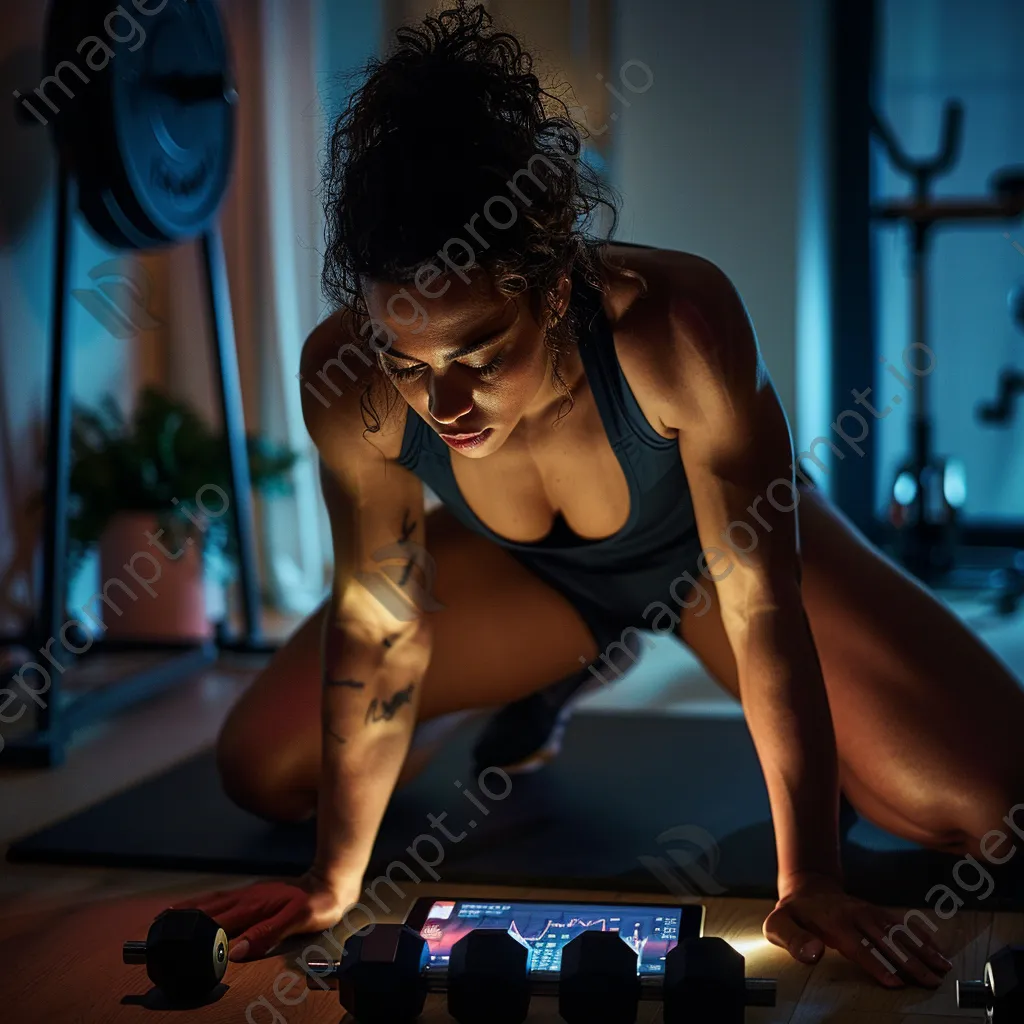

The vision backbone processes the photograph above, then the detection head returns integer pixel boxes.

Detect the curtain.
[167,0,333,617]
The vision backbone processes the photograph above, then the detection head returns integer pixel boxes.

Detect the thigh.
[414,505,601,718]
[218,504,600,810]
[679,486,1024,845]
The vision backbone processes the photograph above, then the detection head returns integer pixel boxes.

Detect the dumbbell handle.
[957,979,990,1009]
[745,977,777,1006]
[305,960,532,996]
[123,941,148,965]
[304,959,776,1006]
[306,959,338,988]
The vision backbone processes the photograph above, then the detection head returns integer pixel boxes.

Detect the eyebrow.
[385,315,514,365]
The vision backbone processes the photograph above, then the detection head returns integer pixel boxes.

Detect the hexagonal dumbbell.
[336,923,430,1023]
[123,908,228,1002]
[305,924,532,1024]
[664,936,777,1024]
[558,930,641,1024]
[448,928,531,1024]
[957,944,1024,1022]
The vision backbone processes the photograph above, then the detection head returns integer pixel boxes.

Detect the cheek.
[493,356,545,410]
[505,337,549,391]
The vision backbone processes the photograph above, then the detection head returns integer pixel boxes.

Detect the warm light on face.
[362,273,562,457]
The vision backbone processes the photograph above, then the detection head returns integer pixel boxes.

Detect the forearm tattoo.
[366,683,415,725]
[399,511,416,543]
[399,557,416,587]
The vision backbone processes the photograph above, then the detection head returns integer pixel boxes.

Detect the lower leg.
[216,503,605,823]
[397,710,487,788]
[216,605,326,823]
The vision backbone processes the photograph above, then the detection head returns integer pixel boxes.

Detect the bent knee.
[932,777,1024,859]
[959,786,1024,861]
[215,710,316,825]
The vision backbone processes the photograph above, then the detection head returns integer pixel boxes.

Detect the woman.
[184,1,1024,989]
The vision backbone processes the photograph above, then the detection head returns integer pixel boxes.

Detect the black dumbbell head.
[337,923,429,1024]
[665,936,745,1024]
[959,945,1024,1020]
[558,930,640,1024]
[143,909,228,1001]
[448,929,531,1024]
[988,945,1024,1010]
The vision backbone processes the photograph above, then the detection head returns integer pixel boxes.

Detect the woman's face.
[363,269,570,457]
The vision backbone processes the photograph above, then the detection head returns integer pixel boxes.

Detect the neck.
[519,342,586,433]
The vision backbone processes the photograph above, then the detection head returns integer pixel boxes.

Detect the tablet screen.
[415,898,688,975]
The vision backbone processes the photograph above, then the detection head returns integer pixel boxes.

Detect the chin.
[456,445,492,459]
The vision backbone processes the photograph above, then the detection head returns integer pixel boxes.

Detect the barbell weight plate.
[42,0,162,250]
[42,0,107,155]
[108,0,236,245]
[77,179,164,250]
[43,0,235,249]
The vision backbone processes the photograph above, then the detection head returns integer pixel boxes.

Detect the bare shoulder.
[299,309,409,469]
[598,244,758,432]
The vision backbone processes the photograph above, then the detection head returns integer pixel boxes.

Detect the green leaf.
[64,387,304,570]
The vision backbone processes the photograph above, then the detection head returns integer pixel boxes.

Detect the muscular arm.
[300,316,433,892]
[655,258,842,896]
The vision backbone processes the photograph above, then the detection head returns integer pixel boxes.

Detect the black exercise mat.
[8,712,1024,910]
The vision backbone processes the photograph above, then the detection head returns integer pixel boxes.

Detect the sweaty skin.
[200,242,1024,989]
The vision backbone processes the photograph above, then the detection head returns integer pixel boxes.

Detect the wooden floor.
[2,599,1023,1022]
[1,868,1019,1023]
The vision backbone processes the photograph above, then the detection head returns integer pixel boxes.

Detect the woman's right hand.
[170,868,363,961]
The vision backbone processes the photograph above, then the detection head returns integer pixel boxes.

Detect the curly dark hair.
[320,0,631,431]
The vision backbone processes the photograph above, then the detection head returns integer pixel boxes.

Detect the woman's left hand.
[762,873,953,988]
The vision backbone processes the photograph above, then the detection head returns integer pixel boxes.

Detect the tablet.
[405,897,706,976]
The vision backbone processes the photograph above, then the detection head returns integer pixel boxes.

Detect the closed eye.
[386,362,425,382]
[384,352,506,382]
[475,353,505,379]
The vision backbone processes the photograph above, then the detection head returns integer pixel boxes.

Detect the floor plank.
[2,851,1022,1021]
[1,846,1021,1024]
[789,907,991,1021]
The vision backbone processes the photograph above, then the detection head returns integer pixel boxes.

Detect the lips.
[438,427,493,451]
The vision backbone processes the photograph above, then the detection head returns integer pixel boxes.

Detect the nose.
[428,373,475,426]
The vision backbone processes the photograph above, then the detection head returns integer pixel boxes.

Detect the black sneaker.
[471,635,645,775]
[470,667,604,775]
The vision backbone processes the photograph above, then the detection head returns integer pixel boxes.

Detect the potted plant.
[66,386,300,640]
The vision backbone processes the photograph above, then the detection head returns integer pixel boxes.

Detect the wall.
[609,0,833,458]
[875,0,1024,520]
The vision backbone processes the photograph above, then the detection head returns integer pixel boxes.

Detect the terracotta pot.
[96,511,212,640]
